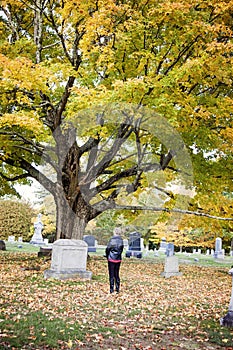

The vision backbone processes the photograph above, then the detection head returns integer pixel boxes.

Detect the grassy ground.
[1,248,233,349]
[4,242,40,253]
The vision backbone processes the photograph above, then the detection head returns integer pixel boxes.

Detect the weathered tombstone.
[154,249,159,257]
[166,243,174,257]
[83,235,96,252]
[206,249,210,255]
[161,255,182,278]
[18,237,23,243]
[123,239,128,249]
[125,232,142,258]
[158,237,167,253]
[30,213,44,245]
[141,238,145,250]
[0,240,6,251]
[144,248,149,257]
[44,239,92,280]
[214,237,224,259]
[8,236,15,243]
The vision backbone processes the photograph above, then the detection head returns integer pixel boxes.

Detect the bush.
[0,200,35,241]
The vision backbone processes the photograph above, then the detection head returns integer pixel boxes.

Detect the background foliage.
[0,200,35,241]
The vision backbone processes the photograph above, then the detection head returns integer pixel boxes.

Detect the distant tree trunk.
[34,0,43,64]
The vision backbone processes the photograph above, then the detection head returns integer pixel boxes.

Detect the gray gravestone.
[8,236,15,243]
[83,235,96,252]
[44,239,92,280]
[214,237,224,259]
[161,255,182,278]
[159,237,167,253]
[30,213,44,244]
[166,243,174,257]
[125,232,142,258]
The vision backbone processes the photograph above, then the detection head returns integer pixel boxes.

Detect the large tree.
[0,0,232,240]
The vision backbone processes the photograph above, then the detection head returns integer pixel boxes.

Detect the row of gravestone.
[1,233,225,280]
[1,233,227,260]
[43,238,181,280]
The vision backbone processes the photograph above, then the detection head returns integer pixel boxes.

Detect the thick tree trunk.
[54,184,92,240]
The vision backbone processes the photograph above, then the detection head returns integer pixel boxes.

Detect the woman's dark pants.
[108,261,121,293]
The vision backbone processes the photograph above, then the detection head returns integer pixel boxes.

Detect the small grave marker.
[161,255,182,278]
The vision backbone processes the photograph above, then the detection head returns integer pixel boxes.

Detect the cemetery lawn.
[1,252,233,350]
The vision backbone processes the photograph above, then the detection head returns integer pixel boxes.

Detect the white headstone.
[140,238,144,250]
[161,256,182,278]
[123,239,128,248]
[159,237,167,253]
[30,213,44,244]
[8,236,15,243]
[154,249,159,257]
[214,237,224,259]
[44,239,92,280]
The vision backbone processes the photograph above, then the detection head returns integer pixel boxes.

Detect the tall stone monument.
[30,213,44,244]
[214,237,224,259]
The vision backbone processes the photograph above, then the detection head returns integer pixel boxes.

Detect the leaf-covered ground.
[1,253,233,349]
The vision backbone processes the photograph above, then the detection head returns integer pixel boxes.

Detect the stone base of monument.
[44,239,92,280]
[30,240,44,245]
[220,311,233,327]
[161,256,183,278]
[44,269,92,280]
[125,250,142,258]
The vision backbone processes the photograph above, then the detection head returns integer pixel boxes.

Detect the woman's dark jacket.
[105,235,124,261]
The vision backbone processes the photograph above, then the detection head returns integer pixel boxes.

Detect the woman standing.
[105,227,124,293]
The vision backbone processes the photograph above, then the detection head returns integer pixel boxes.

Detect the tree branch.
[0,172,29,182]
[114,205,233,221]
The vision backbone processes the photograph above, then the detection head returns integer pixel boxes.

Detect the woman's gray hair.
[114,227,121,235]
